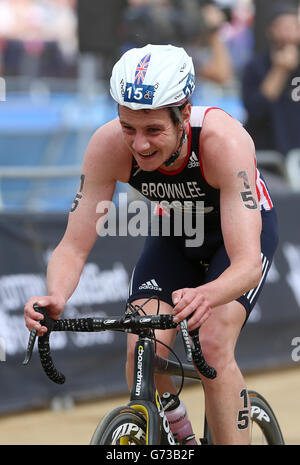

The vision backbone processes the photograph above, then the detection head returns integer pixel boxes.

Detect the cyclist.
[24,44,278,445]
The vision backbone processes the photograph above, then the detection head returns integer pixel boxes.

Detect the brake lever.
[23,303,47,365]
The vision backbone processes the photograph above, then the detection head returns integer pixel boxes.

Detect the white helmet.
[110,44,195,110]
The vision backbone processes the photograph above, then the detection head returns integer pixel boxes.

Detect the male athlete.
[24,45,278,444]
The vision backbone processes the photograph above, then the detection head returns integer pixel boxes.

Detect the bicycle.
[23,298,285,446]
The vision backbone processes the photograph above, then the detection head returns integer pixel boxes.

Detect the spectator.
[241,2,300,156]
[0,0,78,78]
[219,0,255,78]
[119,0,180,52]
[39,0,78,75]
[120,0,233,85]
[183,1,233,85]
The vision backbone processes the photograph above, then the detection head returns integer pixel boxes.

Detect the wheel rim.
[249,418,269,445]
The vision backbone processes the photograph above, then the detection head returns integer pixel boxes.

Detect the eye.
[121,124,135,133]
[147,127,161,134]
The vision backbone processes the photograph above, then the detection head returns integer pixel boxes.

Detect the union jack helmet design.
[110,44,195,110]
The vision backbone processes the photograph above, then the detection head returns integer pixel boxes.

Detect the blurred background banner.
[0,213,144,414]
[0,0,300,415]
[0,197,299,414]
[236,192,300,371]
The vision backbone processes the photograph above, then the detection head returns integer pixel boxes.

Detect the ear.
[182,103,192,131]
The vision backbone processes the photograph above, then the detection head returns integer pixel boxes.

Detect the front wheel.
[248,390,284,445]
[90,406,147,445]
[203,390,284,445]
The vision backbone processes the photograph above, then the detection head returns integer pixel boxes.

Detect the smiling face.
[118,104,191,171]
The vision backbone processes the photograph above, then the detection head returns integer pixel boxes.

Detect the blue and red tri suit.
[127,106,278,321]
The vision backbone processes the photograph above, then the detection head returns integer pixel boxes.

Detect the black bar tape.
[189,329,217,379]
[53,318,95,332]
[136,314,177,330]
[38,333,65,384]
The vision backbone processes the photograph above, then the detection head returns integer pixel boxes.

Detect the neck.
[162,125,190,172]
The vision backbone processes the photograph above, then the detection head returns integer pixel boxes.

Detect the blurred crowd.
[0,0,255,81]
[0,0,300,185]
[0,0,78,77]
[118,0,254,83]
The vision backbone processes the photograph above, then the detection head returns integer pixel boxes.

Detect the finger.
[31,326,47,337]
[185,306,204,329]
[198,309,211,326]
[25,296,55,320]
[25,317,46,334]
[188,309,211,331]
[188,314,203,331]
[34,297,50,308]
[25,307,47,332]
[173,292,203,318]
[172,289,185,306]
[173,291,195,313]
[186,313,201,331]
[188,320,200,332]
[24,305,45,321]
[173,302,197,323]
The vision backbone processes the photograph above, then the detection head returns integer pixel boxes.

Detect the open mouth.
[138,151,157,159]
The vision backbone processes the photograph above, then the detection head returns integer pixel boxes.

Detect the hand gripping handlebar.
[23,305,217,384]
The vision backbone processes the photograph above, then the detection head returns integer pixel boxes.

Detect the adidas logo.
[187,151,200,168]
[139,279,162,291]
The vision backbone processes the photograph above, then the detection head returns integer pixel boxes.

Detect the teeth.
[141,152,154,157]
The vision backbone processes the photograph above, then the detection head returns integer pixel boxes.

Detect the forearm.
[46,242,87,304]
[200,33,233,84]
[198,259,262,309]
[260,66,290,101]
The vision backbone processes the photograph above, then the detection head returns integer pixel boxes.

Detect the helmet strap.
[164,106,187,167]
[132,105,188,173]
[164,130,187,167]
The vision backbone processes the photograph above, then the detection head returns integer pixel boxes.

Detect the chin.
[138,162,158,172]
[135,153,163,171]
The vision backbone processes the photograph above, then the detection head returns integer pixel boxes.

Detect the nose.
[132,132,151,154]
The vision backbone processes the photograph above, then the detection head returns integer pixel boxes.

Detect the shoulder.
[87,118,128,157]
[190,105,211,127]
[200,109,255,188]
[201,107,247,140]
[83,118,132,183]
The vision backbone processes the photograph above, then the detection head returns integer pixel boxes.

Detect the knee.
[126,335,138,373]
[198,323,235,373]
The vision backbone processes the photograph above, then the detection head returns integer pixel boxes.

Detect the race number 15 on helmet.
[110,44,196,111]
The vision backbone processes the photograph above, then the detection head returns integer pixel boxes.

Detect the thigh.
[128,235,206,308]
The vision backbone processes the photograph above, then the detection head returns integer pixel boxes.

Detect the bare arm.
[260,45,300,100]
[198,32,233,84]
[173,111,262,329]
[199,113,262,300]
[24,119,129,333]
[198,5,233,85]
[46,137,116,304]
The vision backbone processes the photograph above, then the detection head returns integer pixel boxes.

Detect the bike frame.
[23,307,284,446]
[127,332,205,445]
[128,334,176,445]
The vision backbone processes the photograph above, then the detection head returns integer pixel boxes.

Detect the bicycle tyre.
[203,390,284,445]
[248,390,284,445]
[90,406,147,445]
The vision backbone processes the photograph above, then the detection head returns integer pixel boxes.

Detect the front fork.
[129,337,175,445]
